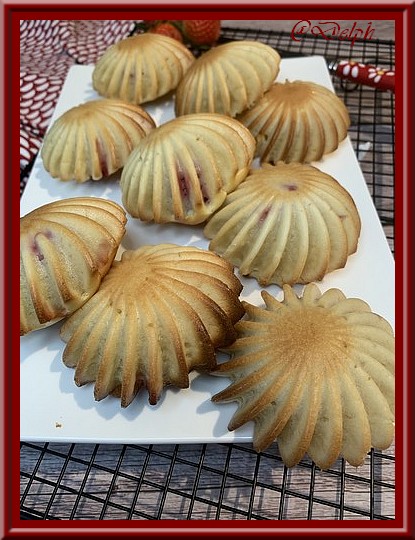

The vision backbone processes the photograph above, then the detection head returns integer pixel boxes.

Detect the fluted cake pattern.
[41,99,156,182]
[175,40,281,117]
[239,80,350,163]
[92,33,195,104]
[204,163,361,286]
[60,244,245,407]
[213,284,395,469]
[20,197,127,335]
[120,113,256,225]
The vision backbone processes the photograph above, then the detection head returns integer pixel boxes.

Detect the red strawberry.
[149,22,184,43]
[142,20,161,28]
[182,20,221,46]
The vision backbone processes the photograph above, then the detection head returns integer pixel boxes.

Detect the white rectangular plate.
[20,57,395,444]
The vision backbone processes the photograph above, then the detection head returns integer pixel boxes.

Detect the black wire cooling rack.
[20,26,395,521]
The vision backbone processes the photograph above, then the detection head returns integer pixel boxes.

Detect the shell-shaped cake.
[41,99,156,182]
[120,114,256,225]
[238,80,350,163]
[60,244,245,406]
[175,40,281,117]
[204,163,361,286]
[20,197,127,336]
[92,33,195,104]
[213,284,395,469]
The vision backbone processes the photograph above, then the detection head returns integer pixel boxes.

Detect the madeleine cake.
[60,244,245,406]
[41,99,156,182]
[238,80,350,163]
[120,113,255,225]
[204,162,361,286]
[212,284,395,469]
[92,33,195,104]
[175,40,281,117]
[20,197,127,335]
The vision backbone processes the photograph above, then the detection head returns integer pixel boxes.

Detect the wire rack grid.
[20,26,395,521]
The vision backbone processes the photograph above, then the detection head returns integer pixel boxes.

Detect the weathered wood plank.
[21,442,395,520]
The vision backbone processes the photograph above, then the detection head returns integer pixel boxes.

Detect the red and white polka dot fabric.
[63,20,136,64]
[20,19,138,193]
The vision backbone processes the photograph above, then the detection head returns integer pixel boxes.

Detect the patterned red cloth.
[20,19,138,193]
[63,20,137,64]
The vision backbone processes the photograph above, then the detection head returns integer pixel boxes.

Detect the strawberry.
[148,22,184,43]
[141,20,161,28]
[182,20,221,46]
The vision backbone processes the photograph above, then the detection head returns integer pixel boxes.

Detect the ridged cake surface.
[204,163,361,286]
[120,113,255,225]
[20,197,127,335]
[92,33,195,104]
[60,244,244,406]
[41,99,156,182]
[238,80,350,163]
[213,284,395,469]
[175,40,281,117]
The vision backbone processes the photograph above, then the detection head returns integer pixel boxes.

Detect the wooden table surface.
[20,20,395,522]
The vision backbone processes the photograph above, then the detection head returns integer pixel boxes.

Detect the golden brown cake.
[175,40,281,117]
[20,197,127,336]
[41,99,156,182]
[92,33,195,104]
[204,163,361,286]
[60,244,244,406]
[238,80,350,163]
[120,113,255,225]
[213,284,395,469]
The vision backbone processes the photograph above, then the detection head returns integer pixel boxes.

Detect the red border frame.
[4,0,413,537]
